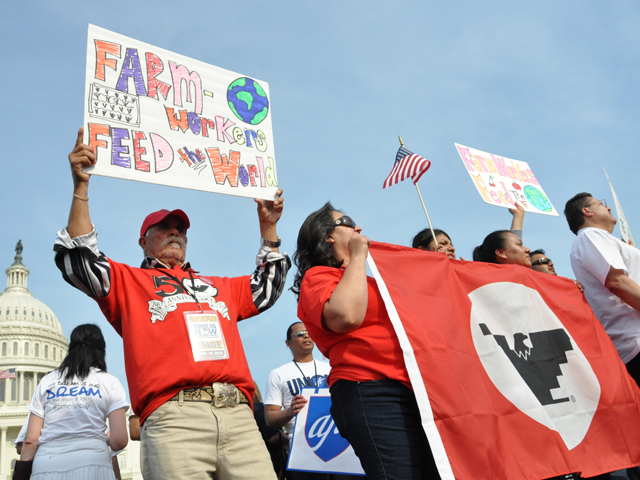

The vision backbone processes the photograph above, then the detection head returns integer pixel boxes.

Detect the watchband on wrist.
[260,237,282,248]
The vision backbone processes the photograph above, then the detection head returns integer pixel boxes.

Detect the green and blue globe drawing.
[227,77,269,125]
[524,185,553,212]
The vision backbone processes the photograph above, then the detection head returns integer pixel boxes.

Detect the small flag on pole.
[0,369,16,379]
[383,146,431,189]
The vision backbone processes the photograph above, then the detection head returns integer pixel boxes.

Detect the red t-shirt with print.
[297,266,410,388]
[96,259,258,424]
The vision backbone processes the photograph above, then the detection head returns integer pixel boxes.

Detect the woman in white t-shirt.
[14,324,128,480]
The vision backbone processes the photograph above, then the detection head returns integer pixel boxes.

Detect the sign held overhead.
[83,24,279,200]
[455,143,557,216]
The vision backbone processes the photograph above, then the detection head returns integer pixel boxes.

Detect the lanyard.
[158,269,203,312]
[293,360,318,388]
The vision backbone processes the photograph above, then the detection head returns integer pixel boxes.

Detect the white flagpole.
[399,135,438,247]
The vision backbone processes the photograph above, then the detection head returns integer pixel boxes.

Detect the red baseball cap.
[140,209,190,238]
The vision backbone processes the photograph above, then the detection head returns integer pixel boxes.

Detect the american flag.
[383,146,431,189]
[0,369,16,379]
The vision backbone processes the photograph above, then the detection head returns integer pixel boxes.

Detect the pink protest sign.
[455,143,557,216]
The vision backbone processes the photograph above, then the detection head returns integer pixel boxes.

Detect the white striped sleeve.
[53,227,112,298]
[250,245,291,313]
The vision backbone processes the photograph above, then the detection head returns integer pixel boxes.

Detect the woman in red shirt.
[292,202,440,480]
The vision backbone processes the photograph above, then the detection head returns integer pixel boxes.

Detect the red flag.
[382,146,431,189]
[368,241,640,480]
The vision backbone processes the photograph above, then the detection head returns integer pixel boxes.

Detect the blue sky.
[1,1,639,400]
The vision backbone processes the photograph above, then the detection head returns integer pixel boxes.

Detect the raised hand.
[509,201,525,231]
[255,188,284,226]
[69,127,96,188]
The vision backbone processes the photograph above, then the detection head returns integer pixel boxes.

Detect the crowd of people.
[286,197,640,480]
[10,129,640,480]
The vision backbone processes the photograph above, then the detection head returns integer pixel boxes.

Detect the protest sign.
[455,143,557,216]
[368,242,640,480]
[82,25,278,200]
[288,388,365,476]
[604,168,634,244]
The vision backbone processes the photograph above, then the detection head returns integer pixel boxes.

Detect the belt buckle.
[212,382,238,408]
[189,388,203,401]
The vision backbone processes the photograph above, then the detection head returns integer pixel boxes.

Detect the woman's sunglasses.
[334,216,356,229]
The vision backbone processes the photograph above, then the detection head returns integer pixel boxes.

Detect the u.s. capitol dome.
[0,241,69,478]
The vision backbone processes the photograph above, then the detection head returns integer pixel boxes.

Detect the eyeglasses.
[334,216,356,229]
[291,330,309,338]
[532,257,552,266]
[585,199,607,208]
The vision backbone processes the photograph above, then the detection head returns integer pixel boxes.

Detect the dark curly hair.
[472,230,511,263]
[59,324,107,382]
[412,228,450,250]
[292,202,344,300]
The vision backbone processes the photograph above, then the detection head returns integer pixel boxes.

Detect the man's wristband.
[260,238,281,248]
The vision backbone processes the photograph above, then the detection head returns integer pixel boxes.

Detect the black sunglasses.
[334,216,356,229]
[291,330,309,338]
[532,257,552,266]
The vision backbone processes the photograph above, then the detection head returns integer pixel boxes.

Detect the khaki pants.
[141,399,277,480]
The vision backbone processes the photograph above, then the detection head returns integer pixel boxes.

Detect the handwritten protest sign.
[82,25,278,200]
[455,144,557,216]
[288,388,365,476]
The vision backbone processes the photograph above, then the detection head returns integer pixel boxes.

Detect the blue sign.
[304,396,350,462]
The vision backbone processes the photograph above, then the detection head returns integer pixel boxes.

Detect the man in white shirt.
[264,322,330,480]
[565,192,640,387]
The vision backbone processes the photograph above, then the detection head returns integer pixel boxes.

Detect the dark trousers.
[286,471,362,480]
[626,352,640,388]
[330,379,440,480]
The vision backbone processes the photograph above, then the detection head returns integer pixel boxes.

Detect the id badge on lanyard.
[184,311,229,362]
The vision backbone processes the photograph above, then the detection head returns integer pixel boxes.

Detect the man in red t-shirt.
[54,128,291,480]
